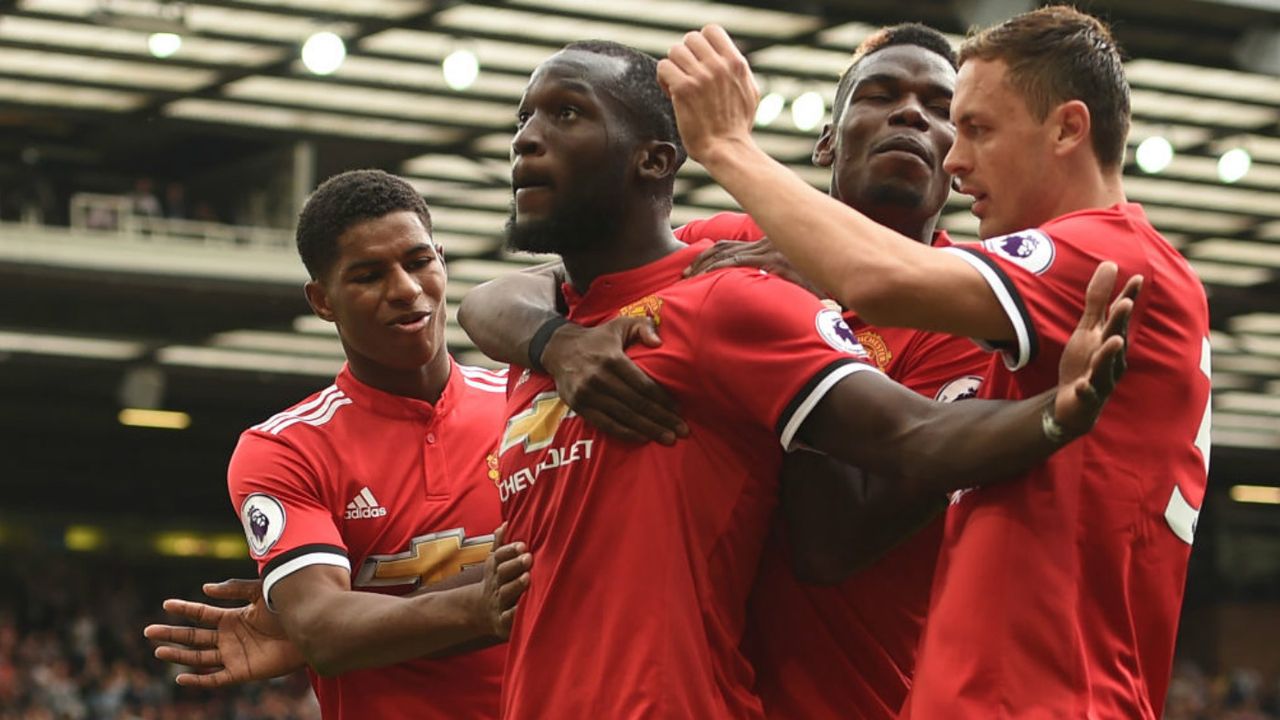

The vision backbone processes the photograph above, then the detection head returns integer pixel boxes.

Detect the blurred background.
[0,0,1277,718]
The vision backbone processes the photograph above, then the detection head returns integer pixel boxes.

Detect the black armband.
[528,316,570,374]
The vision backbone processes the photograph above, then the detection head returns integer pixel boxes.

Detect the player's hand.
[657,25,758,163]
[540,316,689,445]
[1053,261,1142,438]
[684,237,825,298]
[477,524,531,640]
[143,578,305,687]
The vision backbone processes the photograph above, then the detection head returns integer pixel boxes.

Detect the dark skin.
[461,50,1139,499]
[144,211,532,686]
[467,44,960,581]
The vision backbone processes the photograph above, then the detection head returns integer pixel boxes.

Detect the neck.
[857,203,940,245]
[1046,161,1127,220]
[561,203,684,293]
[346,346,452,403]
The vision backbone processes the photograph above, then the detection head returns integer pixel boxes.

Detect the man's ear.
[304,279,335,322]
[1050,99,1092,159]
[813,123,836,167]
[636,141,680,183]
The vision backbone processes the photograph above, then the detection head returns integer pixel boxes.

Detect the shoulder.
[246,384,354,440]
[454,363,509,395]
[674,211,764,243]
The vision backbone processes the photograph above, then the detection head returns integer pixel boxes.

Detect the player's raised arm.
[459,266,689,444]
[658,25,1011,339]
[799,262,1139,490]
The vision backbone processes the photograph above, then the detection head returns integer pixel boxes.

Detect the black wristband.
[528,316,570,374]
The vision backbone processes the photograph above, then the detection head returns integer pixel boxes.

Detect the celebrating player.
[660,7,1208,718]
[461,40,1135,718]
[145,170,530,720]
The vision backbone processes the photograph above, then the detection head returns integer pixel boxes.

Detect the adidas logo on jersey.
[345,487,388,520]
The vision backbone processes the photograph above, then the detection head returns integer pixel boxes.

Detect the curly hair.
[832,23,958,128]
[295,169,432,279]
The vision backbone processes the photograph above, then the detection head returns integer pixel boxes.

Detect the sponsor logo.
[815,309,869,357]
[934,375,984,403]
[501,391,574,454]
[353,528,494,589]
[981,229,1055,275]
[344,487,388,520]
[617,294,664,327]
[239,493,286,557]
[498,439,594,502]
[855,329,892,370]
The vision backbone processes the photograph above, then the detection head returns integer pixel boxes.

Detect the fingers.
[577,406,654,445]
[155,644,222,668]
[681,29,718,63]
[1078,261,1118,330]
[174,670,234,689]
[161,598,227,627]
[579,393,680,445]
[1085,335,1126,399]
[144,623,219,649]
[202,578,263,602]
[684,240,739,277]
[701,24,740,59]
[493,522,506,548]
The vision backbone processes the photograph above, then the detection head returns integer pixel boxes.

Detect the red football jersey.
[902,203,1211,719]
[679,212,989,719]
[497,240,880,719]
[228,361,507,720]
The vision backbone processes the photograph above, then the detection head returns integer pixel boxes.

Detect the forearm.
[802,380,1062,496]
[458,263,564,365]
[699,140,1009,338]
[701,141,927,317]
[286,584,486,676]
[783,451,945,584]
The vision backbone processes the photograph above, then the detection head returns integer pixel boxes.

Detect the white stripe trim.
[462,378,506,393]
[1164,485,1199,546]
[942,246,1033,372]
[258,389,343,435]
[263,552,350,612]
[254,385,340,433]
[457,364,508,379]
[779,363,882,451]
[360,487,378,506]
[269,397,352,435]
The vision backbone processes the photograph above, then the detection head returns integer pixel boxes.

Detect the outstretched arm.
[459,264,688,443]
[145,531,531,684]
[657,26,1011,339]
[798,263,1139,492]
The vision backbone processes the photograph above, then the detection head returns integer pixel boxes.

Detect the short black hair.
[831,23,958,128]
[562,40,688,173]
[295,169,432,279]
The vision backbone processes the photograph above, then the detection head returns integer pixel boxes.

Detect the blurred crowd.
[0,551,1276,719]
[1167,661,1280,720]
[0,553,317,720]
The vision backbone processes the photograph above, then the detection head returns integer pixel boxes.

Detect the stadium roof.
[0,0,1277,513]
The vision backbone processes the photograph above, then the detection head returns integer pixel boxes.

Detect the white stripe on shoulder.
[942,246,1033,371]
[269,396,353,435]
[258,390,345,435]
[779,363,882,451]
[457,364,508,380]
[462,378,506,393]
[252,385,340,433]
[263,552,350,612]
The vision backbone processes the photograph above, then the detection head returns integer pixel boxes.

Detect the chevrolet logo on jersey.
[501,390,574,454]
[353,528,494,589]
